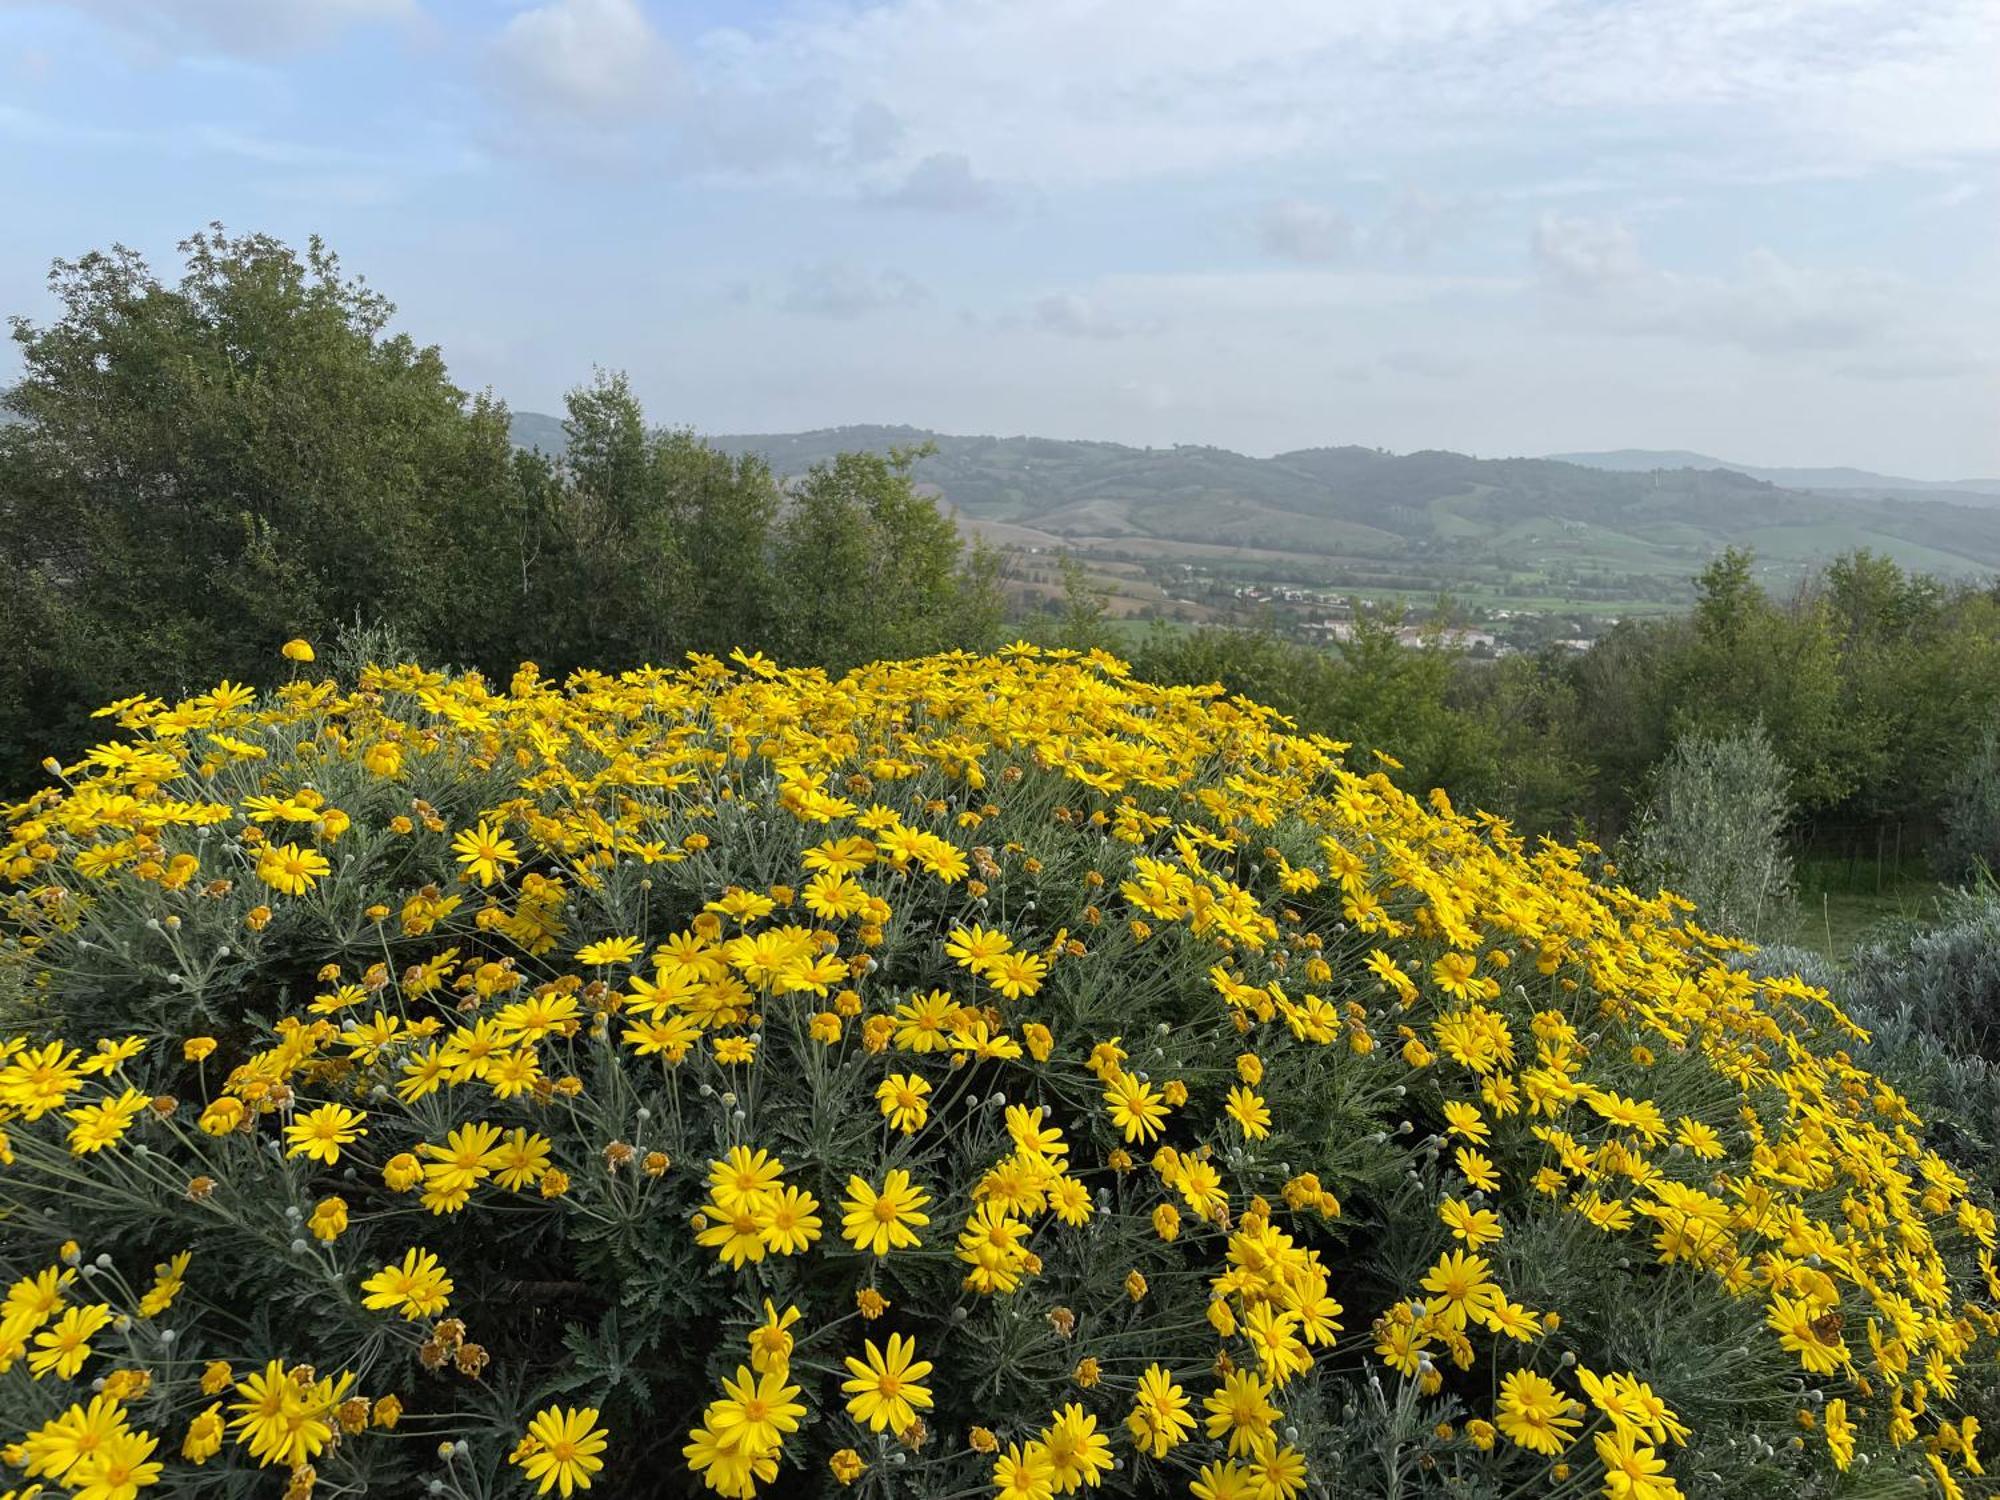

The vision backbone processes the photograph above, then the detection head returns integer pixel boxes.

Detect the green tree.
[1558,616,1688,831]
[0,226,523,765]
[1934,726,2000,884]
[1325,605,1499,795]
[1119,608,1510,807]
[548,371,693,667]
[771,446,1004,670]
[1672,550,1848,810]
[1818,551,2000,829]
[1046,552,1117,654]
[1451,650,1596,835]
[657,430,780,656]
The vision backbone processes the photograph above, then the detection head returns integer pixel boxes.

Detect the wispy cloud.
[0,100,435,176]
[864,152,1003,213]
[1104,269,1523,313]
[486,0,674,122]
[1259,199,1352,264]
[12,0,413,59]
[1531,212,1981,368]
[1379,348,1470,380]
[712,0,2000,190]
[1030,293,1153,340]
[1,0,1993,473]
[781,263,929,319]
[1531,214,1646,296]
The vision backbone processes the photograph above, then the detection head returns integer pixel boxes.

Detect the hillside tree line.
[1097,549,2000,882]
[5,227,2000,894]
[0,228,1003,771]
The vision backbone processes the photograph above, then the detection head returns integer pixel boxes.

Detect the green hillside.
[509,416,2000,604]
[1551,448,2000,503]
[704,426,2000,589]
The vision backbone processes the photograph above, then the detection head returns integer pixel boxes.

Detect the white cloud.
[0,100,438,179]
[865,151,1002,212]
[458,1,1997,203]
[1375,185,1457,259]
[1531,212,1977,365]
[1259,199,1352,263]
[1379,348,1470,379]
[845,101,904,163]
[1531,213,1647,295]
[781,263,928,319]
[1031,293,1151,340]
[1838,351,1989,383]
[14,0,1990,472]
[488,0,673,120]
[13,0,412,58]
[1104,268,1521,314]
[722,0,2000,190]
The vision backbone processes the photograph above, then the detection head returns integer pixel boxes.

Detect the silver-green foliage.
[1626,724,1796,938]
[1841,883,2000,1162]
[1935,722,2000,884]
[1847,884,2000,1062]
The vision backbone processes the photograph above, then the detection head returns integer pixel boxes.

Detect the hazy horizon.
[3,0,1997,478]
[516,412,1999,486]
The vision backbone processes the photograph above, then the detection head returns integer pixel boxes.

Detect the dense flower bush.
[1,644,1995,1500]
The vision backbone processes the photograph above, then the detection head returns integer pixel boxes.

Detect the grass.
[1101,617,1205,643]
[1767,886,1943,965]
[1762,852,1949,964]
[1347,583,1685,617]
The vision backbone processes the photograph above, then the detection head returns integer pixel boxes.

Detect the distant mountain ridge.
[507,410,567,453]
[1549,449,2000,503]
[509,414,2000,500]
[507,414,2000,585]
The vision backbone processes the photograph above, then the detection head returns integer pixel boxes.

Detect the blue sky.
[2,0,1996,475]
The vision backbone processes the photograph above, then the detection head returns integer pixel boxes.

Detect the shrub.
[0,647,1993,1500]
[1623,725,1796,939]
[1934,726,2000,886]
[1831,887,2000,1180]
[1847,884,2000,1064]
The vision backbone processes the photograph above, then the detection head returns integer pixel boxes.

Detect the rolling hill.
[1549,449,2000,506]
[510,414,2000,597]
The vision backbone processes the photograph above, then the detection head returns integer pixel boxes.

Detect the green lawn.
[1100,617,1204,644]
[1763,857,1949,964]
[1340,583,1686,616]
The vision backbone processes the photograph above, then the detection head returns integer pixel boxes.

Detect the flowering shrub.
[1,643,1995,1500]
